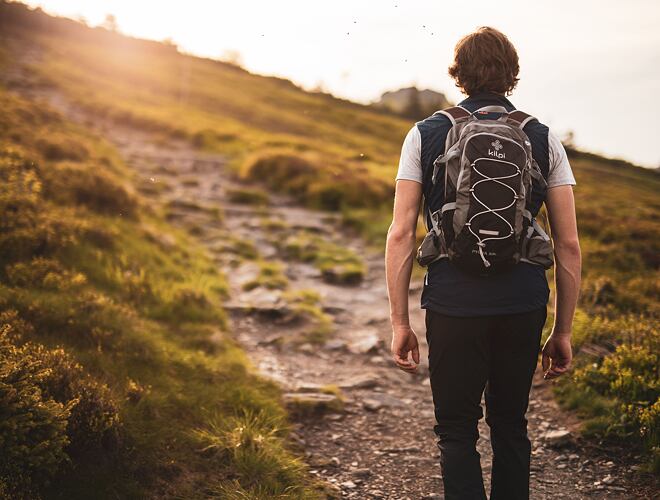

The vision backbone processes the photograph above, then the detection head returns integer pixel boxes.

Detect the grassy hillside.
[0,57,323,500]
[0,0,658,488]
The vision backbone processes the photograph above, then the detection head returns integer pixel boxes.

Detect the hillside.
[0,1,658,498]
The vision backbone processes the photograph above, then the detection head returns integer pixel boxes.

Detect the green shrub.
[42,161,138,218]
[568,341,659,463]
[0,324,72,494]
[240,151,392,211]
[0,312,121,493]
[31,345,120,456]
[5,257,87,290]
[35,133,89,162]
[1,287,130,349]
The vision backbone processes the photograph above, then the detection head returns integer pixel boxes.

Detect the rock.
[341,480,357,489]
[289,432,305,446]
[349,334,385,354]
[330,456,341,467]
[282,392,343,416]
[557,463,567,470]
[324,338,348,351]
[363,398,384,412]
[352,468,371,478]
[542,429,571,446]
[297,343,314,353]
[601,475,615,485]
[338,373,381,389]
[568,453,580,461]
[294,382,325,392]
[422,495,441,500]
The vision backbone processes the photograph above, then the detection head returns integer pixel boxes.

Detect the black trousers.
[425,307,547,500]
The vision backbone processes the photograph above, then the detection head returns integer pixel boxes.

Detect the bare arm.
[542,184,582,379]
[385,180,423,373]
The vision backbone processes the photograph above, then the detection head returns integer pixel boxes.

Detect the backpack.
[416,105,554,275]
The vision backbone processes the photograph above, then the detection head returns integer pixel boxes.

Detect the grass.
[0,86,323,498]
[242,261,289,291]
[275,229,366,285]
[281,289,335,344]
[226,186,270,206]
[1,0,659,478]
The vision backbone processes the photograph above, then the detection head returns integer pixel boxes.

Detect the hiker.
[385,27,581,500]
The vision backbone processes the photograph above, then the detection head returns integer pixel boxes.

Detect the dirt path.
[10,76,655,499]
[100,125,649,500]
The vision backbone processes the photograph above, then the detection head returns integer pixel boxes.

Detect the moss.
[226,186,270,206]
[277,230,366,285]
[242,261,288,291]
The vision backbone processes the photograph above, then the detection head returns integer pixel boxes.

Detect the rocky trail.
[12,79,656,499]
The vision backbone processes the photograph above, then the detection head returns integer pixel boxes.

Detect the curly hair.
[448,27,520,96]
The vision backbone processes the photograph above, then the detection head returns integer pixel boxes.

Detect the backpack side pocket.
[521,219,554,269]
[416,210,448,267]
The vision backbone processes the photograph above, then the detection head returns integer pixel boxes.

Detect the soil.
[5,62,658,499]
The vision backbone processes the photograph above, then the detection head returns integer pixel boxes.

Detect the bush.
[0,312,121,494]
[35,133,89,161]
[42,161,138,218]
[31,345,120,456]
[0,324,72,494]
[5,258,87,290]
[571,342,659,458]
[240,151,392,211]
[1,287,130,349]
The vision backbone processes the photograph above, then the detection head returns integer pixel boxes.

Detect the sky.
[23,0,660,167]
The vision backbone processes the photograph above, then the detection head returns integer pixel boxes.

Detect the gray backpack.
[416,105,554,275]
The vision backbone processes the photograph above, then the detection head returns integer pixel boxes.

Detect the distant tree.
[101,14,118,32]
[221,49,244,68]
[312,80,327,93]
[562,130,576,148]
[403,87,424,120]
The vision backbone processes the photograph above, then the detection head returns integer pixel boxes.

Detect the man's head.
[448,27,519,96]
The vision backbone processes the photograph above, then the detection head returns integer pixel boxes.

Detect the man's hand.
[391,325,420,374]
[541,333,572,380]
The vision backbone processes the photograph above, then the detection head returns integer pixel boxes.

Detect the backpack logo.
[488,139,506,159]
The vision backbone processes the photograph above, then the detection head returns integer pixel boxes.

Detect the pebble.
[330,456,341,467]
[601,474,615,485]
[363,398,384,411]
[352,468,371,478]
[542,429,571,446]
[341,480,357,489]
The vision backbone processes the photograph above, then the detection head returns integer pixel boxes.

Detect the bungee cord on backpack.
[466,158,522,268]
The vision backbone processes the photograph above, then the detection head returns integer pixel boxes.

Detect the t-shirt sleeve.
[395,125,422,184]
[546,129,576,188]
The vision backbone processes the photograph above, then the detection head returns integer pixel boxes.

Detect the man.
[385,27,581,499]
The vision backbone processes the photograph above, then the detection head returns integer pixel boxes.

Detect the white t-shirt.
[396,125,576,188]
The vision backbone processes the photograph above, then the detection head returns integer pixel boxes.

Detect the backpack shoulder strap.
[506,110,537,129]
[435,106,471,125]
